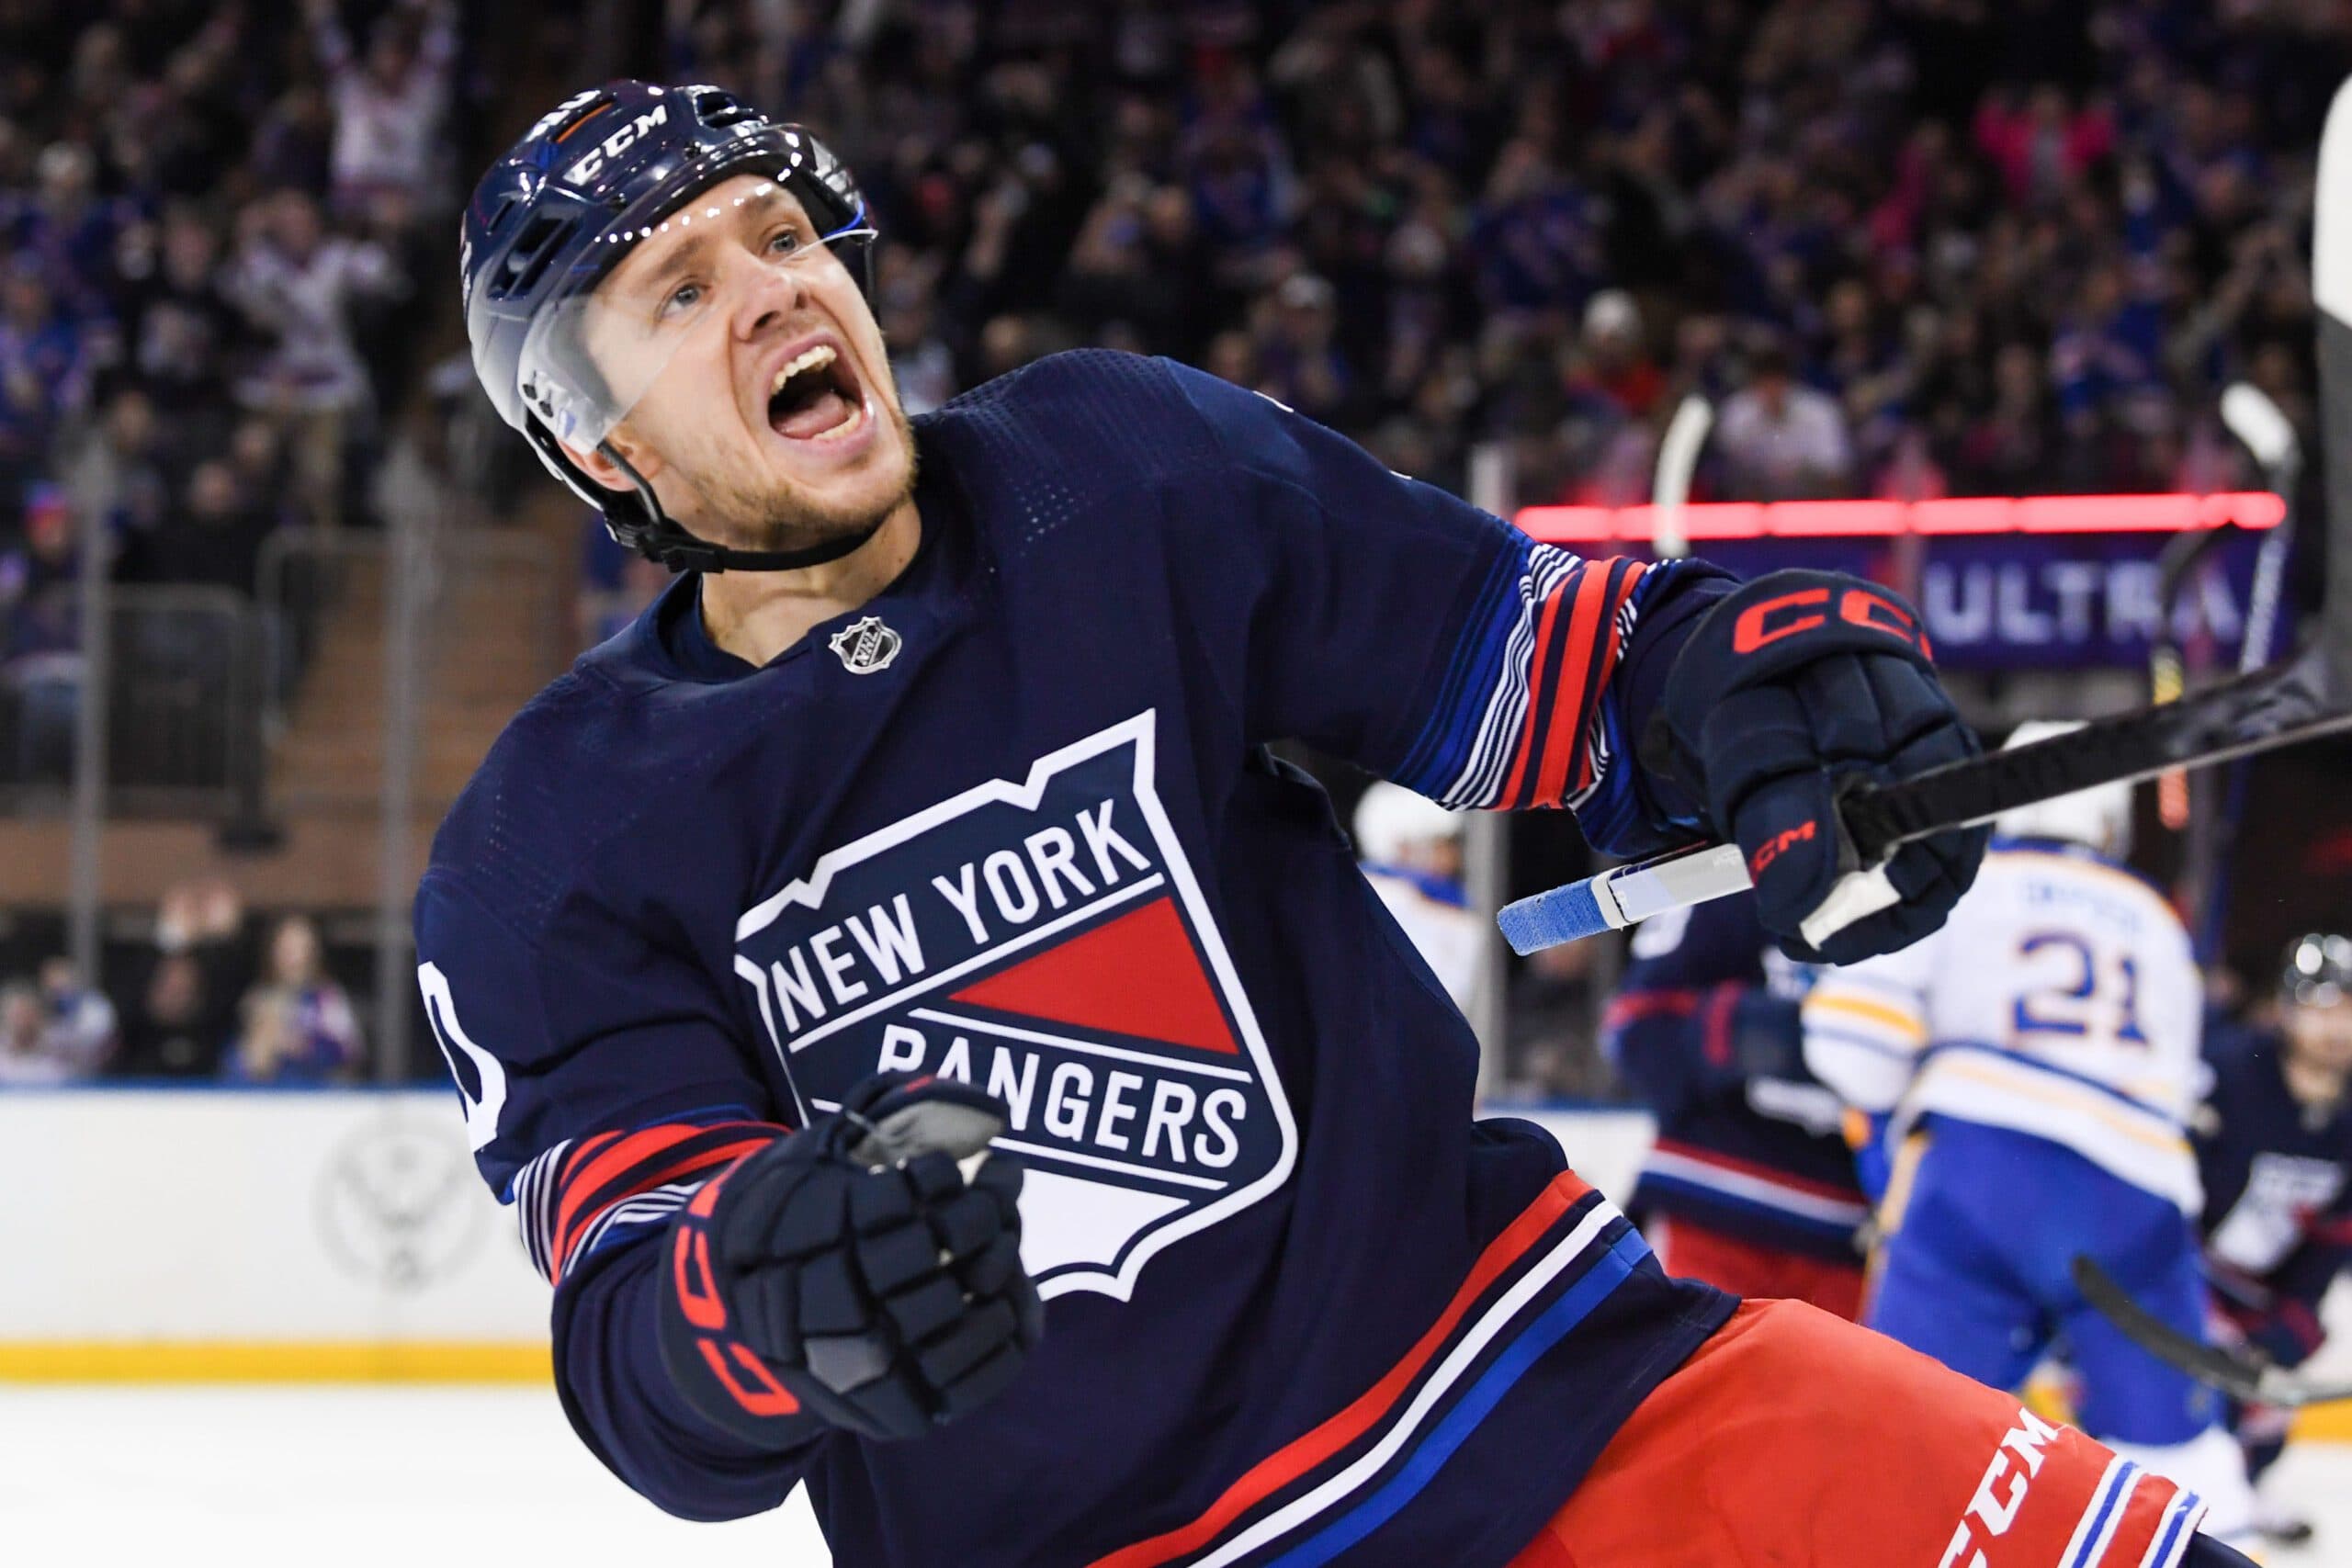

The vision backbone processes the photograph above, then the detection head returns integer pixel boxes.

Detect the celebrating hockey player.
[1804,722,2256,1548]
[2194,931,2352,1545]
[421,85,2248,1565]
[1602,892,1870,1318]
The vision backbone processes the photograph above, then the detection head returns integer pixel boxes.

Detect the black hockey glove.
[657,1073,1042,1444]
[1656,570,1987,964]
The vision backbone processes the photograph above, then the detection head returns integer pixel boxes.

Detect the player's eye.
[657,280,702,319]
[766,227,802,258]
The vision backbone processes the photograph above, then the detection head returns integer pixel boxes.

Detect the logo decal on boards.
[827,615,902,674]
[732,711,1297,1301]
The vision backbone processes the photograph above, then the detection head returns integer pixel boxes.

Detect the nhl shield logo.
[732,711,1298,1301]
[827,615,901,674]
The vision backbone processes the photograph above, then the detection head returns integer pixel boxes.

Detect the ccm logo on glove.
[656,1073,1043,1445]
[1747,819,1816,878]
[1730,584,1930,658]
[1660,570,1987,964]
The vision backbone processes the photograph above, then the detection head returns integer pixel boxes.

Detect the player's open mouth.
[766,342,868,445]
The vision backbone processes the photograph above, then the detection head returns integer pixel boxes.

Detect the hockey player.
[1350,781,1479,1010]
[423,85,2247,1565]
[2194,932,2352,1544]
[1603,893,1870,1318]
[1803,722,2256,1546]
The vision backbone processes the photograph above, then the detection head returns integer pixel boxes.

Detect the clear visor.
[517,176,875,454]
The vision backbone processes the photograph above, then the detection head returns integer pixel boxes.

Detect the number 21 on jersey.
[2009,931,2150,1047]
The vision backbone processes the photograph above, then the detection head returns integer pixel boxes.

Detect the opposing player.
[1350,781,1479,1010]
[422,85,2245,1564]
[1602,893,1870,1318]
[2194,932,2352,1545]
[1803,723,2255,1546]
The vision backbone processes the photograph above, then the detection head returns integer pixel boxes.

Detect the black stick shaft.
[1840,645,2348,864]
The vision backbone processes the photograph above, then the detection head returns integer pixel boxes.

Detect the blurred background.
[5,5,2352,1545]
[6,0,2348,1098]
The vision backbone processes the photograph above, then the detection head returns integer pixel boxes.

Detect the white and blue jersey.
[1802,837,2204,1213]
[1804,836,2222,1451]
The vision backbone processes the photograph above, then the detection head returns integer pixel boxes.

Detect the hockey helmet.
[1352,782,1464,865]
[461,81,876,570]
[1992,720,2133,858]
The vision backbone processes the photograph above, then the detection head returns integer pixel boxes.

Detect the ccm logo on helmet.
[563,103,671,187]
[1730,585,1931,658]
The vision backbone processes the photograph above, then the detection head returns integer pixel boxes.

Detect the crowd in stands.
[0,878,365,1084]
[0,0,466,788]
[637,0,2339,509]
[11,0,2352,1096]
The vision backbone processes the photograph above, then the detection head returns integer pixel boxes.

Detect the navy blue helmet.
[460,82,876,570]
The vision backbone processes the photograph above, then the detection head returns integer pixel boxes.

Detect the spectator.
[0,981,63,1085]
[31,953,114,1076]
[310,0,458,228]
[112,204,245,449]
[0,483,81,782]
[222,913,361,1085]
[222,188,401,529]
[1713,343,1859,500]
[0,956,115,1085]
[117,949,227,1078]
[119,458,276,595]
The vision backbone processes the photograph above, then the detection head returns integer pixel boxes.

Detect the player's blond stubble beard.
[648,395,921,558]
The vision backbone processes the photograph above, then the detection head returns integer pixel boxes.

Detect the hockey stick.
[2148,496,2238,832]
[2070,1255,2352,1409]
[1496,80,2352,957]
[1651,395,1712,561]
[2191,384,2303,959]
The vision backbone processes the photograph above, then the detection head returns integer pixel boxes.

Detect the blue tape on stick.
[1497,879,1610,954]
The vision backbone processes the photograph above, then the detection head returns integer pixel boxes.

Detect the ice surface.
[2,1384,2347,1565]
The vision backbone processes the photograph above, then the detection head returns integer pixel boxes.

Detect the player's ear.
[560,430,662,494]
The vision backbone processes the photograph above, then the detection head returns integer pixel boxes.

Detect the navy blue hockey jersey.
[414,351,1736,1567]
[1602,896,1867,1262]
[2195,1030,2352,1368]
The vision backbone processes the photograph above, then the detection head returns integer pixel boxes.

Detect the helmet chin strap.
[600,442,891,573]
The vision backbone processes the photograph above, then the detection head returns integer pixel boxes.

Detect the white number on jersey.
[417,961,508,1154]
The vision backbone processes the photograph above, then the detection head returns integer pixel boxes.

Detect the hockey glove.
[657,1073,1043,1444]
[1656,570,1987,964]
[1690,987,1806,1089]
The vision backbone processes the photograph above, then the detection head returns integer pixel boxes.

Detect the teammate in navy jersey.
[1603,894,1868,1319]
[422,82,2252,1566]
[2194,934,2352,1544]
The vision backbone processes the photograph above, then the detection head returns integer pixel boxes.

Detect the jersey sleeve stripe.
[1496,561,1582,807]
[1561,561,1636,808]
[2061,1459,2141,1568]
[1560,561,1645,804]
[555,1126,702,1245]
[520,1121,786,1285]
[1525,563,1619,807]
[551,1134,776,1281]
[1802,1023,1919,1063]
[2127,1486,2204,1568]
[1396,541,1669,815]
[1802,990,1927,1039]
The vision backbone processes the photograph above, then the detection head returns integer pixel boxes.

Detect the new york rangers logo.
[732,712,1297,1300]
[827,615,901,674]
